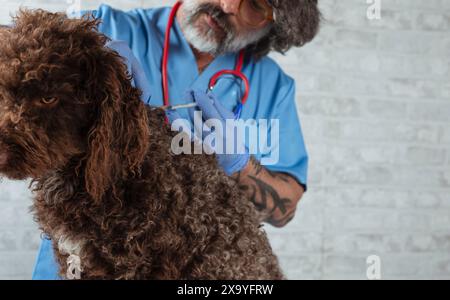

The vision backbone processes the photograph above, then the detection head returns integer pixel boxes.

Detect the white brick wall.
[0,0,449,280]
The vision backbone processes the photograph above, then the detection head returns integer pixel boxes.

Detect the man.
[32,0,320,279]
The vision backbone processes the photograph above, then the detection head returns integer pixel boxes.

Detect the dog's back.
[32,107,284,280]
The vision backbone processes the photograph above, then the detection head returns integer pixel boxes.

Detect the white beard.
[180,0,271,56]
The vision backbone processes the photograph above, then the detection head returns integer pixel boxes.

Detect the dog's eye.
[40,97,59,105]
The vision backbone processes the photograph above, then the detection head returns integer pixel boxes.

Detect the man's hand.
[233,156,305,227]
[166,90,250,176]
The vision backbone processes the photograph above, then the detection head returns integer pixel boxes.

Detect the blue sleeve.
[32,237,60,280]
[68,4,150,51]
[262,79,309,191]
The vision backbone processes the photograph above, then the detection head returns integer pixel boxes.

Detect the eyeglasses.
[238,0,274,28]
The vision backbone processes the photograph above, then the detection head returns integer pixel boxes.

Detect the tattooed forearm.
[233,156,304,227]
[252,157,264,176]
[267,169,291,183]
[267,210,296,228]
[247,175,291,215]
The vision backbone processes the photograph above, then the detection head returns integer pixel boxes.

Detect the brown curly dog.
[0,9,284,280]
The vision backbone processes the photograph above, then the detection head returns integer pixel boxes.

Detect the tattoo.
[237,182,264,212]
[248,175,291,216]
[234,156,302,227]
[251,156,291,183]
[250,156,264,176]
[268,170,291,183]
[267,210,296,227]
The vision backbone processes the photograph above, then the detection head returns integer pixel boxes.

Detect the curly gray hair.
[247,0,321,59]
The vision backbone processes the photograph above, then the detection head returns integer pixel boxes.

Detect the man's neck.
[176,6,215,74]
[192,48,215,74]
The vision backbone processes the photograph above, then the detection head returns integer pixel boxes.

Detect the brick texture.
[0,0,449,280]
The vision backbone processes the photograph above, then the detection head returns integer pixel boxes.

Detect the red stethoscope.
[162,1,250,118]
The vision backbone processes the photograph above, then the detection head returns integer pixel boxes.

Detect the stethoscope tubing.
[162,1,250,119]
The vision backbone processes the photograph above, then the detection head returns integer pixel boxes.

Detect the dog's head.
[0,9,150,201]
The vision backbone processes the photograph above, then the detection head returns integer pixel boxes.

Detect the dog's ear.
[83,50,150,203]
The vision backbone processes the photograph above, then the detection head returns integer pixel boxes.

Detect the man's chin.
[184,28,221,55]
[195,27,222,46]
[190,17,223,40]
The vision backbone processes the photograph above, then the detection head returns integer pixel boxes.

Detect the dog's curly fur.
[0,9,283,280]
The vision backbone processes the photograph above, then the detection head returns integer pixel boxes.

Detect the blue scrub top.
[32,4,309,280]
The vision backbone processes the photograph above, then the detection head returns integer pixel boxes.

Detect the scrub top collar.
[162,7,239,106]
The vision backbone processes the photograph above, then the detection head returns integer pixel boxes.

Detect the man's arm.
[233,156,305,228]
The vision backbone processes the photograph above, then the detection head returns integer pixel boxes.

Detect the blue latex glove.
[166,90,250,176]
[105,40,152,104]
